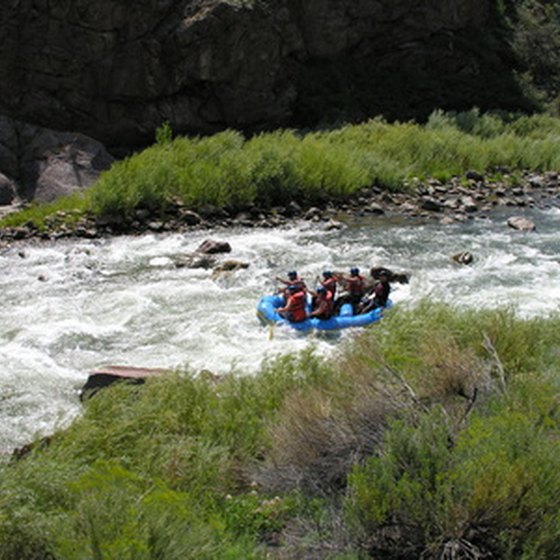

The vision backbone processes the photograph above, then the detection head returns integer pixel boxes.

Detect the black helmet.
[322,270,332,277]
[350,267,359,275]
[288,270,297,279]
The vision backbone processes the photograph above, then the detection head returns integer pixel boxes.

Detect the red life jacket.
[288,291,307,322]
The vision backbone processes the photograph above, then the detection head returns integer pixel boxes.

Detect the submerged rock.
[174,253,216,269]
[452,251,474,265]
[213,260,250,273]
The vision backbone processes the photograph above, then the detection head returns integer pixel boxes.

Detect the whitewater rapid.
[1,207,560,452]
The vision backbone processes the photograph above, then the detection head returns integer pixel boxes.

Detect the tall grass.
[3,110,559,229]
[88,111,560,220]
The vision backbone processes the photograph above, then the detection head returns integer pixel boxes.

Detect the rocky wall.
[0,0,525,152]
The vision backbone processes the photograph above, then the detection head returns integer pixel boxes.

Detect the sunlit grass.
[2,109,560,230]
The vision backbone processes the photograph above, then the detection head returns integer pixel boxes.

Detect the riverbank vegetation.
[2,303,560,559]
[2,109,560,232]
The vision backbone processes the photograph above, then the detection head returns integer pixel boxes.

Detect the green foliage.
[512,1,560,109]
[3,110,560,229]
[155,121,173,145]
[0,192,90,230]
[346,407,453,533]
[346,377,560,558]
[2,307,560,558]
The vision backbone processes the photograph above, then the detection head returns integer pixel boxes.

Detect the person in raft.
[320,270,337,299]
[276,270,307,297]
[309,285,334,320]
[358,269,391,314]
[278,284,308,323]
[334,267,366,314]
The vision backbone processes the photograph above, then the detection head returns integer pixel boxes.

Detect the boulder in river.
[507,216,536,232]
[370,266,409,284]
[196,239,232,254]
[452,251,474,265]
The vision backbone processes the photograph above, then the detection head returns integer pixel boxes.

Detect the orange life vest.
[288,291,307,322]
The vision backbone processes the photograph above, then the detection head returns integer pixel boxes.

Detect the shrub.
[345,376,560,558]
[2,306,560,559]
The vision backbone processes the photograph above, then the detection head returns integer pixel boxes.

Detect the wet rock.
[213,260,250,273]
[196,239,232,254]
[234,211,252,223]
[135,208,151,221]
[75,226,98,238]
[80,365,168,400]
[367,202,385,215]
[175,253,216,269]
[507,216,536,232]
[460,196,478,213]
[95,214,125,228]
[324,219,343,231]
[528,175,545,189]
[466,170,484,182]
[303,207,321,220]
[286,201,302,217]
[442,197,461,210]
[370,266,409,284]
[180,210,202,226]
[399,202,418,213]
[148,221,164,232]
[440,216,456,225]
[420,197,443,212]
[452,251,474,265]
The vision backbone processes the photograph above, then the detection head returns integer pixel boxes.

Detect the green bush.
[346,377,560,558]
[2,307,560,558]
[2,110,560,229]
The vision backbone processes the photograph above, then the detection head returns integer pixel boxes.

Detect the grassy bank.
[2,109,560,231]
[2,303,560,559]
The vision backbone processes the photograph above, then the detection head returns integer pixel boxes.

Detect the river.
[1,207,560,453]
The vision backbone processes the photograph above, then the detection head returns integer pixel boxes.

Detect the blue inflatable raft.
[256,294,391,332]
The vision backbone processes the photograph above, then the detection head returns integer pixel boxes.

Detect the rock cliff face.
[0,0,533,202]
[0,0,527,154]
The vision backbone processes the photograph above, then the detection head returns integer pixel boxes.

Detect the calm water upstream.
[1,207,560,452]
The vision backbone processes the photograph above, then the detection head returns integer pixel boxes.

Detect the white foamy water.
[1,206,560,452]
